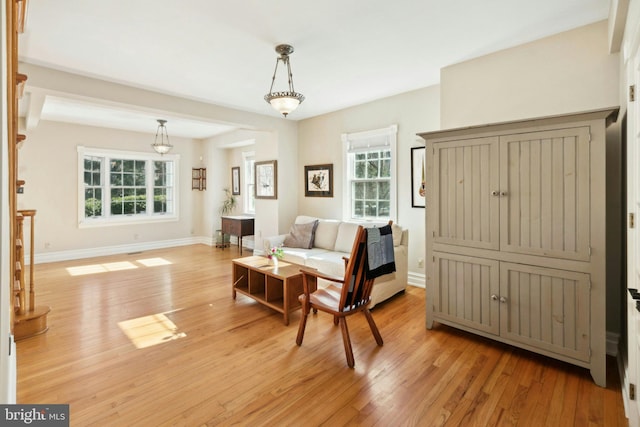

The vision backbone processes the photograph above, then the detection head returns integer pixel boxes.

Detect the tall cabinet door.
[432,137,500,250]
[499,262,591,362]
[499,127,591,261]
[432,252,500,335]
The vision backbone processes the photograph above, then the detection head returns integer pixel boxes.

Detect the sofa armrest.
[262,234,287,251]
[300,267,345,285]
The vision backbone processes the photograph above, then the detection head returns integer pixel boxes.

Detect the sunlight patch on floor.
[118,312,186,349]
[66,261,137,276]
[66,258,172,276]
[136,257,173,267]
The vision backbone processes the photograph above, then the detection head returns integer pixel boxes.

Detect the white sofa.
[263,215,408,308]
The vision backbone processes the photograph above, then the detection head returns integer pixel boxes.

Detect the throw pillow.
[283,220,319,249]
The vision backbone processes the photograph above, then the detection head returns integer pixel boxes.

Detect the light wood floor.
[17,244,627,426]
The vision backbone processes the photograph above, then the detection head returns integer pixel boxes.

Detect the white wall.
[441,20,620,128]
[18,121,202,255]
[439,20,623,335]
[203,126,299,254]
[16,64,299,261]
[297,85,441,283]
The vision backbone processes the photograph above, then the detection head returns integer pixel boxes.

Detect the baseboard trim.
[408,272,425,288]
[30,237,205,264]
[607,331,620,357]
[619,351,630,418]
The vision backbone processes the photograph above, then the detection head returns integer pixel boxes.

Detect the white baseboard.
[607,331,620,357]
[408,271,425,288]
[28,235,259,264]
[30,237,206,264]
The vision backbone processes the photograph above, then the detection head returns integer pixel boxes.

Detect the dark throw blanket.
[366,225,396,279]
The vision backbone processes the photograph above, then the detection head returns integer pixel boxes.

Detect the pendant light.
[264,44,305,117]
[151,119,173,155]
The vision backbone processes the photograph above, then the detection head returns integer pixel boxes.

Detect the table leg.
[283,280,289,325]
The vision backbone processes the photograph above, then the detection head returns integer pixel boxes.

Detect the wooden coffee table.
[232,256,316,325]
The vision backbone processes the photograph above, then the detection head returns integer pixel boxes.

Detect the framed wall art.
[231,166,240,195]
[192,167,206,191]
[254,160,277,199]
[304,164,333,197]
[411,147,426,208]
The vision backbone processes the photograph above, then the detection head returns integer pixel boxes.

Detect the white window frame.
[77,146,180,228]
[243,151,255,214]
[341,124,397,221]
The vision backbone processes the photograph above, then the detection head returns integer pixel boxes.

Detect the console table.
[221,215,254,255]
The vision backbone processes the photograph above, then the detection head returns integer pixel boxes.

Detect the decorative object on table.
[219,188,237,215]
[304,164,333,197]
[231,166,241,195]
[264,44,305,118]
[267,246,284,267]
[192,168,206,191]
[151,119,173,155]
[411,146,426,208]
[255,160,277,199]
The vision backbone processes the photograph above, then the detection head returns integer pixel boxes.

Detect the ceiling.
[18,0,611,139]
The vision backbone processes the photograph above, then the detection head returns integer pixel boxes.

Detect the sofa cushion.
[281,247,330,265]
[283,220,319,249]
[305,251,349,275]
[313,219,341,250]
[334,222,360,253]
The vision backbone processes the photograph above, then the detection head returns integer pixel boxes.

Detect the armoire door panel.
[433,137,500,250]
[499,127,590,261]
[432,252,500,335]
[499,262,590,362]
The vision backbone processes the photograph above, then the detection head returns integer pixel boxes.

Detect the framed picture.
[192,167,206,191]
[411,147,426,208]
[304,164,333,197]
[231,166,240,195]
[255,160,277,199]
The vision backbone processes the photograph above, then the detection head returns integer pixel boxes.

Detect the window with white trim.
[342,125,397,221]
[78,147,179,226]
[243,151,255,214]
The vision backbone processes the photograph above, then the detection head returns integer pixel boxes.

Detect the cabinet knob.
[491,294,499,301]
[500,191,508,197]
[500,296,508,303]
[491,191,499,196]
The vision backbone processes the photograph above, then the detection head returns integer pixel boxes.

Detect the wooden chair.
[296,225,384,367]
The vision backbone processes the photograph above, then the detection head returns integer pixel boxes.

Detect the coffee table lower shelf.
[232,256,316,325]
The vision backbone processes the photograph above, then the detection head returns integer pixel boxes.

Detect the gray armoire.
[419,107,619,387]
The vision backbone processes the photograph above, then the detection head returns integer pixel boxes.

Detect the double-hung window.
[342,125,397,221]
[243,151,255,214]
[78,147,179,227]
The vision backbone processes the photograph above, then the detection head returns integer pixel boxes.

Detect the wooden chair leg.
[339,317,355,368]
[364,309,383,346]
[296,296,310,346]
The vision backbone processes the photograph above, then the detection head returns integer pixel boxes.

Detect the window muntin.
[243,152,255,214]
[351,150,392,218]
[342,125,397,221]
[153,161,174,214]
[84,156,103,218]
[110,159,147,215]
[78,147,179,227]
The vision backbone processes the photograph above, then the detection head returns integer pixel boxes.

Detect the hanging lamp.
[264,44,305,117]
[151,119,173,155]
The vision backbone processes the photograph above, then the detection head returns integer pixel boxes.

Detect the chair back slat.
[340,226,375,311]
